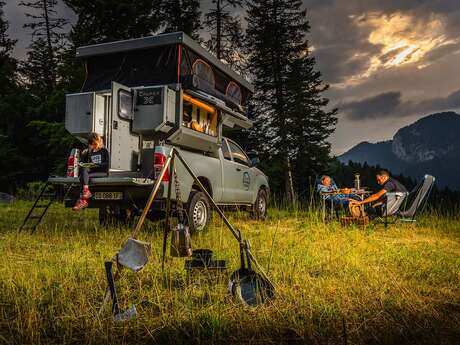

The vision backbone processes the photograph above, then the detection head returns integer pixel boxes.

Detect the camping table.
[320,189,371,221]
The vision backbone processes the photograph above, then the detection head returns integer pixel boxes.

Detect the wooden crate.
[340,216,369,226]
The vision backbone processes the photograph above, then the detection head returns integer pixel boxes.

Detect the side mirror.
[250,157,260,167]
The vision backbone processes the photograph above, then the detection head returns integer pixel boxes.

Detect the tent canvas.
[78,32,253,111]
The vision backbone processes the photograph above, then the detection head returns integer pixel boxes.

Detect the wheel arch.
[190,176,213,199]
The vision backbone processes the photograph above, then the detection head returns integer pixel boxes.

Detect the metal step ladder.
[18,182,68,233]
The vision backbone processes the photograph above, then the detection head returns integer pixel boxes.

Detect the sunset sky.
[4,0,460,155]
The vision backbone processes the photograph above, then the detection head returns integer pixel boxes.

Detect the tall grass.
[0,201,459,344]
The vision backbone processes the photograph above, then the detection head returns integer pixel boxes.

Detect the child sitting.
[73,132,109,211]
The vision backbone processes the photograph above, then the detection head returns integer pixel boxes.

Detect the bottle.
[354,173,360,190]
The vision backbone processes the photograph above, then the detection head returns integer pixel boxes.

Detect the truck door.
[221,138,254,203]
[109,82,139,171]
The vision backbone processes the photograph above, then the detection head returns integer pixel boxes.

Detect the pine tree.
[161,0,202,40]
[20,0,68,91]
[0,2,31,192]
[204,0,245,74]
[246,0,307,201]
[286,54,337,194]
[0,1,16,88]
[0,0,19,134]
[64,0,163,46]
[245,0,336,201]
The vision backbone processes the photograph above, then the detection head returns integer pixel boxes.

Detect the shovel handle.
[239,241,246,270]
[104,261,120,316]
[245,240,252,271]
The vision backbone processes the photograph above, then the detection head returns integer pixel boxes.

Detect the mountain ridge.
[338,112,460,190]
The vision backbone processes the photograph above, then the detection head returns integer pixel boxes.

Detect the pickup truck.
[50,137,269,232]
[49,32,269,231]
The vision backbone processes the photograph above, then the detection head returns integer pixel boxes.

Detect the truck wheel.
[252,189,268,220]
[187,191,211,233]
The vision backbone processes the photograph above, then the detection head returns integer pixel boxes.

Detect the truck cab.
[49,32,269,231]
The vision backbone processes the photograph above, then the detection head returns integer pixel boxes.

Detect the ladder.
[18,182,65,233]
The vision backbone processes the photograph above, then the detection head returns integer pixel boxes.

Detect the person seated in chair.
[349,170,407,217]
[317,175,359,206]
[73,132,109,211]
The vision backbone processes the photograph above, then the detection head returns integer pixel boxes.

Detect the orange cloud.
[338,12,458,87]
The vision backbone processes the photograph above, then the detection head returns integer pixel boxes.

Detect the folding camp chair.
[382,192,409,228]
[382,174,435,228]
[316,177,342,222]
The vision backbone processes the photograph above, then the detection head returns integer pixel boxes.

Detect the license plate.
[93,192,123,200]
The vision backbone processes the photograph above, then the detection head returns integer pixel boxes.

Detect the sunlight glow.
[337,12,457,87]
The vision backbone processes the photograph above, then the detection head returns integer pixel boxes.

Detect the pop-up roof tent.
[77,32,253,112]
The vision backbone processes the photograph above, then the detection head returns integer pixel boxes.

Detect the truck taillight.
[67,149,79,177]
[67,156,75,177]
[154,152,170,182]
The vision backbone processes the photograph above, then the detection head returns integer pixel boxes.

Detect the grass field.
[0,201,459,345]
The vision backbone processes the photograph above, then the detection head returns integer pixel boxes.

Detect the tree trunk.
[42,0,55,89]
[285,157,296,205]
[216,0,221,59]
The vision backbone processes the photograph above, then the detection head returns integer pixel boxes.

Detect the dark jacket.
[81,148,109,174]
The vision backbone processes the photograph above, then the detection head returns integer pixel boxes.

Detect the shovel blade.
[116,238,151,272]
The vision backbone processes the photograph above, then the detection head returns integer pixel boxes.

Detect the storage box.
[133,86,178,134]
[65,92,105,137]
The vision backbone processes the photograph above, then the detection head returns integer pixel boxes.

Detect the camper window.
[192,59,215,91]
[118,89,133,120]
[226,81,242,105]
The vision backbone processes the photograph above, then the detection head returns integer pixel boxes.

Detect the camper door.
[109,82,139,171]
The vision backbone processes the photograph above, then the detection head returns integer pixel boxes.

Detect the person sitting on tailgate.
[317,175,359,206]
[349,169,407,217]
[73,132,109,211]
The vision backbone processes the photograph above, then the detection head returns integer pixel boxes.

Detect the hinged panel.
[110,82,139,171]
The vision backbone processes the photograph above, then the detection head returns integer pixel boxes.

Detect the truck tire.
[187,191,211,233]
[252,189,268,220]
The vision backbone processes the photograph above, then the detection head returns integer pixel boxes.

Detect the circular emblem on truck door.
[243,172,251,190]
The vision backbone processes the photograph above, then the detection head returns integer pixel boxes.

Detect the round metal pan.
[228,268,274,306]
[228,240,275,306]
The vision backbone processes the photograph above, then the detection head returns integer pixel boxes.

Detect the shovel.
[228,240,275,306]
[104,261,137,322]
[115,238,151,272]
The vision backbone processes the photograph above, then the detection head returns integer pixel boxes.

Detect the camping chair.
[317,178,346,222]
[382,174,435,228]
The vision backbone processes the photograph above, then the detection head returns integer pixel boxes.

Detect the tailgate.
[48,176,155,186]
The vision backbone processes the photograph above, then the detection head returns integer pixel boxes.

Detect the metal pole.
[162,151,176,271]
[131,152,173,239]
[174,149,241,242]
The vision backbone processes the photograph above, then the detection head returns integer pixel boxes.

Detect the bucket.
[170,223,192,257]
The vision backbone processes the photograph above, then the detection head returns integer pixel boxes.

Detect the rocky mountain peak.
[392,112,460,163]
[338,112,460,190]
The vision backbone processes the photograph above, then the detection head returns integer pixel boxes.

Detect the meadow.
[0,201,459,345]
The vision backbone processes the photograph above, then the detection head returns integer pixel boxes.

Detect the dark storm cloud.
[340,88,460,121]
[340,92,402,121]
